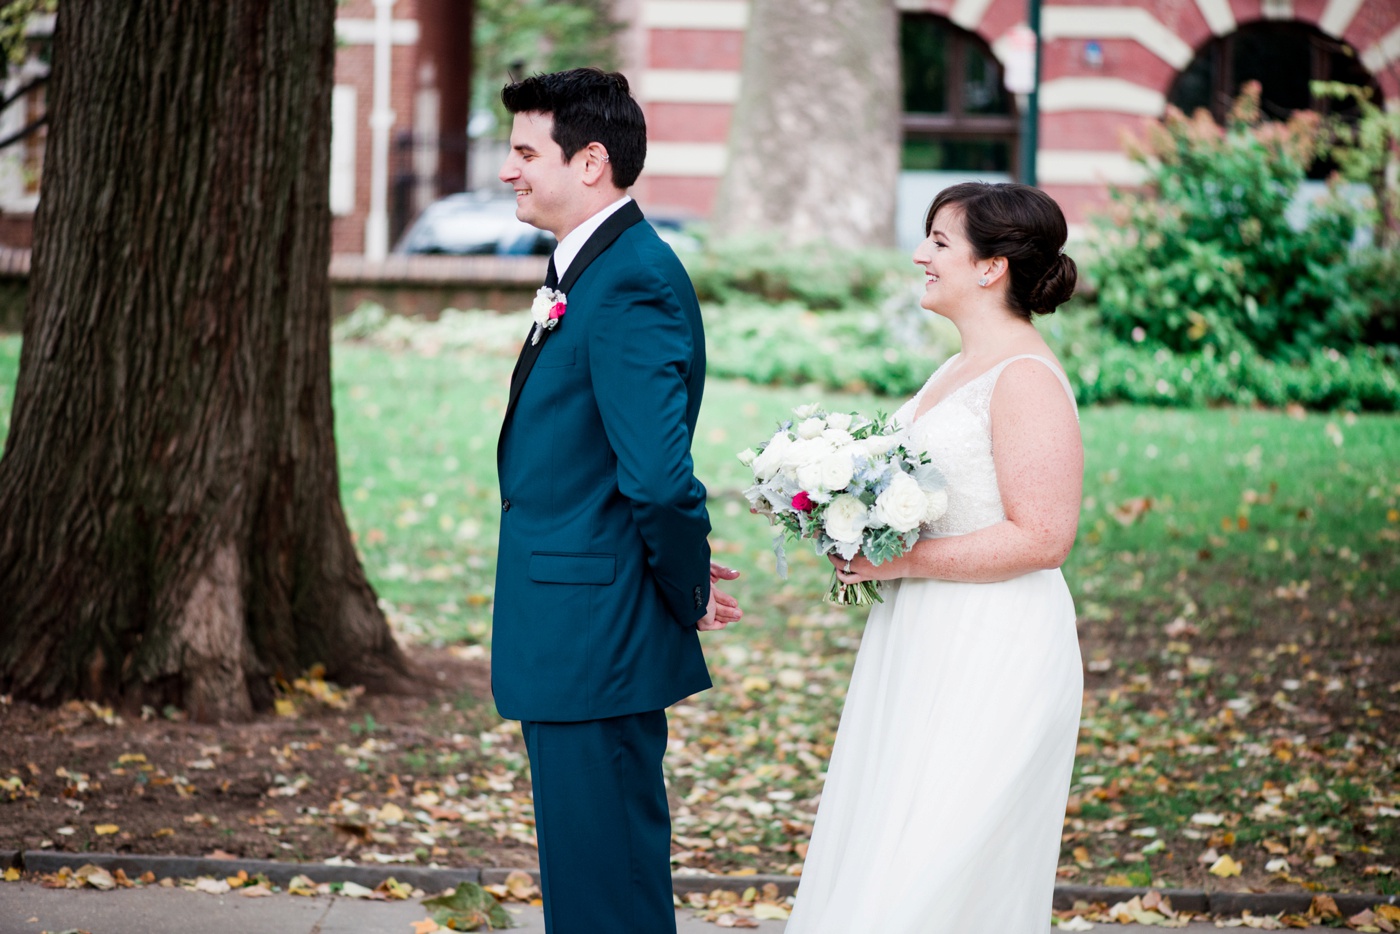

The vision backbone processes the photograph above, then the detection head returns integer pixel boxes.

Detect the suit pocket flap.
[528,552,616,585]
[536,346,575,368]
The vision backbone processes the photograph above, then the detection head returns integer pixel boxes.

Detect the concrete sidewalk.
[0,882,1227,933]
[2,883,779,933]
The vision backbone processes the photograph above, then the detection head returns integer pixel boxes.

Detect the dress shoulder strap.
[988,354,1078,414]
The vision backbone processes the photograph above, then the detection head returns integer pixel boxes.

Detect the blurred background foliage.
[682,83,1400,412]
[470,0,621,132]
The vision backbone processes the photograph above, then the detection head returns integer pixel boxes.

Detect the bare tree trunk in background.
[0,1,414,721]
[713,0,901,247]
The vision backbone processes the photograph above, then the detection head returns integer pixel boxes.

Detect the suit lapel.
[500,201,645,436]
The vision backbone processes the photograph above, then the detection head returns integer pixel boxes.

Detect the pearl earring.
[978,276,989,287]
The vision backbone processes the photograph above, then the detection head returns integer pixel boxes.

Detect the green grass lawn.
[1,328,1396,893]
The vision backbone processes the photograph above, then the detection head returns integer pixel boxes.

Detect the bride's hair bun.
[923,183,1077,318]
[1028,253,1078,316]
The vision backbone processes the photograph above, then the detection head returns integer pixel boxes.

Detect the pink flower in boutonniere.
[792,491,814,513]
[530,287,567,345]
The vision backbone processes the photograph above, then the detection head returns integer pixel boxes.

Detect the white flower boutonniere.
[530,286,567,345]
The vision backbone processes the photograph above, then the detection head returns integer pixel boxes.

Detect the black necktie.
[545,255,559,289]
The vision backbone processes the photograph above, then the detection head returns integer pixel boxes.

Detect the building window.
[900,15,1018,173]
[1169,22,1382,177]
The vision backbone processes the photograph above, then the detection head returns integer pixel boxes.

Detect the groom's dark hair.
[501,68,647,189]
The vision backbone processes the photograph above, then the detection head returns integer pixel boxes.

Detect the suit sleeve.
[587,257,712,628]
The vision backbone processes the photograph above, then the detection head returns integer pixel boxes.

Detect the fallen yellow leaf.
[274,698,297,717]
[1209,854,1243,878]
[94,824,120,835]
[2,867,20,882]
[411,920,441,934]
[504,869,538,901]
[378,802,405,824]
[753,903,791,921]
[76,865,116,890]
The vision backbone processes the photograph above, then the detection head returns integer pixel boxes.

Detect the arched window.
[1169,22,1382,176]
[900,15,1018,173]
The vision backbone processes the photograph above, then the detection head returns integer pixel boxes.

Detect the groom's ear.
[579,142,612,187]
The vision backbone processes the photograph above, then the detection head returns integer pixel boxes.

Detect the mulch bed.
[0,647,538,871]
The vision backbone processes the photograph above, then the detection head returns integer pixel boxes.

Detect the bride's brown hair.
[924,182,1077,318]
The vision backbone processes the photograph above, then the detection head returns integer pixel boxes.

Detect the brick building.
[329,0,473,257]
[622,0,1400,243]
[1,1,1396,253]
[0,3,475,258]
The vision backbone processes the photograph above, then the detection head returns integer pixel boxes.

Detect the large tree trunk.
[713,0,900,247]
[0,1,413,721]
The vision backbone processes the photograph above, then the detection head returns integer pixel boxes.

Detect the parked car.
[396,191,701,256]
[395,192,555,256]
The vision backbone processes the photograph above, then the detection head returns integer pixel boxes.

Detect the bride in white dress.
[784,183,1084,933]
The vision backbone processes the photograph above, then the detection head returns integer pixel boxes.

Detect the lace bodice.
[894,354,1078,538]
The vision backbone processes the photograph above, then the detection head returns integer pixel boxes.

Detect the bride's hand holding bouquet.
[738,404,948,605]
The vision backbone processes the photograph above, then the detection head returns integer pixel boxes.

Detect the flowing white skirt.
[785,569,1082,934]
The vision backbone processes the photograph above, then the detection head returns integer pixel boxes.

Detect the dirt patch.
[0,647,539,870]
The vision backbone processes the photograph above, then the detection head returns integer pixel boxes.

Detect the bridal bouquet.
[738,404,947,605]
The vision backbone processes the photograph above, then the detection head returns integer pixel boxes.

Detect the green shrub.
[701,297,958,396]
[683,233,910,310]
[1060,329,1400,412]
[702,299,1400,412]
[1350,247,1400,350]
[1088,84,1367,361]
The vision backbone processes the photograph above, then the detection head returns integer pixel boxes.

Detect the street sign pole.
[1021,0,1042,187]
[1002,10,1042,187]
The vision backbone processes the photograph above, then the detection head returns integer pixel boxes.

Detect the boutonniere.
[530,286,567,345]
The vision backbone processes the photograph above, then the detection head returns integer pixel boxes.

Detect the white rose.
[923,488,949,523]
[821,427,854,447]
[795,450,855,493]
[781,437,833,473]
[752,433,792,481]
[793,402,823,420]
[796,417,826,439]
[795,460,825,492]
[872,472,927,533]
[825,412,853,432]
[823,494,869,544]
[737,448,757,467]
[819,451,855,491]
[861,434,900,457]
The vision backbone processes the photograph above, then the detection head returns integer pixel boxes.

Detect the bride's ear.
[980,257,1009,287]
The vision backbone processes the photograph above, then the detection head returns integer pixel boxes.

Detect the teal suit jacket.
[492,201,713,722]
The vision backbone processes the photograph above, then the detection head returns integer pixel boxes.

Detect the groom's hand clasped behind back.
[699,560,743,631]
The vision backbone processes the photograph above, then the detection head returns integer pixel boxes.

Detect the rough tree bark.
[0,1,414,720]
[713,0,901,248]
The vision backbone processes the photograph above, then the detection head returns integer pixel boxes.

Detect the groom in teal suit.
[493,69,741,933]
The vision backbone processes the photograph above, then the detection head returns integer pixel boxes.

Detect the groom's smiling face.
[500,111,587,240]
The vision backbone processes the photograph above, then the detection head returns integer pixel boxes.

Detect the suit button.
[502,499,511,512]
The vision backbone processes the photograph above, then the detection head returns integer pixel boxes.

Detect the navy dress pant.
[521,709,676,934]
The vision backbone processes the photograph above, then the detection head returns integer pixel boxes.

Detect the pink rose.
[792,491,814,512]
[549,301,566,321]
